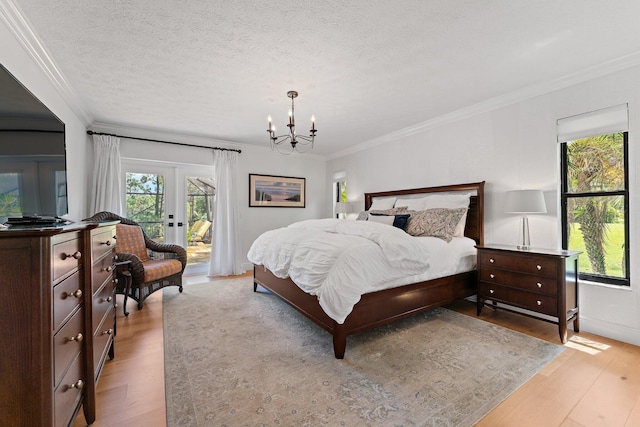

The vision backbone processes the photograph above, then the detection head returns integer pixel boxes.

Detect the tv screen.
[0,63,67,222]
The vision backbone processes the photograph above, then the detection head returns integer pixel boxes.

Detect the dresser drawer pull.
[103,265,113,272]
[114,254,119,261]
[102,240,113,246]
[64,289,83,299]
[489,258,495,263]
[537,282,542,288]
[490,274,495,279]
[100,296,113,303]
[67,379,84,390]
[114,277,119,285]
[62,251,82,260]
[101,328,114,336]
[489,289,494,294]
[536,265,542,270]
[537,300,542,306]
[68,333,84,342]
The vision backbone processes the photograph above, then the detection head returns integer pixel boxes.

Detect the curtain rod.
[86,130,242,153]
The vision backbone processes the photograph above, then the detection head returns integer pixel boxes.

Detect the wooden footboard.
[254,265,476,358]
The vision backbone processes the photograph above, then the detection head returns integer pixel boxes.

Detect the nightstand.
[476,244,581,343]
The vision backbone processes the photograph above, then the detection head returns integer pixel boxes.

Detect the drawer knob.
[114,254,119,261]
[102,328,114,336]
[62,251,82,260]
[64,289,83,299]
[68,333,83,342]
[114,278,119,285]
[104,240,112,246]
[536,265,542,270]
[489,258,495,263]
[68,379,84,390]
[537,282,542,288]
[489,289,494,294]
[101,296,113,303]
[490,273,495,279]
[537,300,542,306]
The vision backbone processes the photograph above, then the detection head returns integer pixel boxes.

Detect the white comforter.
[247,219,476,324]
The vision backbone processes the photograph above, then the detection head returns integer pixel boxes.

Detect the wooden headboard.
[364,181,485,245]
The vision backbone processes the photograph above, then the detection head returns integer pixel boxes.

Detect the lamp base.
[517,216,531,250]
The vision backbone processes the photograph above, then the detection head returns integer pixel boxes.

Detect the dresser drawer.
[53,354,84,427]
[479,251,558,278]
[91,227,116,261]
[52,237,82,282]
[93,315,114,376]
[53,271,83,331]
[92,280,115,331]
[479,269,558,296]
[92,255,115,294]
[479,282,558,316]
[53,308,84,387]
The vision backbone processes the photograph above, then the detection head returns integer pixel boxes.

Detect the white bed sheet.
[248,218,477,324]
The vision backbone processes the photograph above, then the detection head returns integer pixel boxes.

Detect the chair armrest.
[115,252,145,284]
[146,241,187,271]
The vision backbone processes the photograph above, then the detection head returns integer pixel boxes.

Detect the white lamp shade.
[504,190,547,214]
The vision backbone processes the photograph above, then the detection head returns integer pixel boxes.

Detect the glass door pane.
[185,176,215,271]
[125,172,166,241]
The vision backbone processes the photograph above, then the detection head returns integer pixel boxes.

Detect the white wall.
[1,18,89,221]
[327,65,640,346]
[94,124,327,270]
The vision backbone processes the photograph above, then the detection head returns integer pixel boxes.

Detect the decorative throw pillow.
[369,197,397,210]
[405,208,468,242]
[356,206,408,221]
[367,214,395,226]
[369,213,411,230]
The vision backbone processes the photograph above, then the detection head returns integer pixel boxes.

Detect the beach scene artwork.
[249,174,305,207]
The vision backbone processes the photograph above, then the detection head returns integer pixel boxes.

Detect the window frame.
[560,131,630,286]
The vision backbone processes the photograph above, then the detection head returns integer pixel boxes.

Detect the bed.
[251,181,485,359]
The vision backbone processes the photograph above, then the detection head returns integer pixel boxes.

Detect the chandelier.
[267,90,317,154]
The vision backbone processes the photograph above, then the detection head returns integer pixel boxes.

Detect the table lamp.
[504,189,547,250]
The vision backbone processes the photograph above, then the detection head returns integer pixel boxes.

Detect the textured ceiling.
[9,0,640,156]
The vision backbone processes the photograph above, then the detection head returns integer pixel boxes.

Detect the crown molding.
[327,50,640,160]
[0,0,93,125]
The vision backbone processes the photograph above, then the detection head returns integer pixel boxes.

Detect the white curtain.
[208,150,244,276]
[90,134,123,215]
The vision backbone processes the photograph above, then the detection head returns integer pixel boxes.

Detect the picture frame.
[249,174,306,208]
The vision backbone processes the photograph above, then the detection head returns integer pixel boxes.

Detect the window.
[560,131,629,285]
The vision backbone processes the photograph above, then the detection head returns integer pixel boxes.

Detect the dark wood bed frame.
[253,181,485,359]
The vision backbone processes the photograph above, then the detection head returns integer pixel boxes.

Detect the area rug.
[163,277,564,426]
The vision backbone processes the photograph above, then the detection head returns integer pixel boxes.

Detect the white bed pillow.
[422,193,471,209]
[369,197,397,210]
[394,196,429,211]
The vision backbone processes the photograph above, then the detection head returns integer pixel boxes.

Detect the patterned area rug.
[163,277,563,426]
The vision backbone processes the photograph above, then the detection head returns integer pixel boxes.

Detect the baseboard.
[579,317,640,347]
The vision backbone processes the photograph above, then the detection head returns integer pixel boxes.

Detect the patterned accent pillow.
[405,208,468,242]
[355,206,408,221]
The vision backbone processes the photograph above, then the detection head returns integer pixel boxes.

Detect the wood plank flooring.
[73,274,640,426]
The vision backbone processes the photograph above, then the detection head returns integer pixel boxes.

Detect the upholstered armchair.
[84,211,187,315]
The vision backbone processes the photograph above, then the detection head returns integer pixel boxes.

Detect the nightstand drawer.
[479,251,558,278]
[479,283,558,316]
[479,269,558,295]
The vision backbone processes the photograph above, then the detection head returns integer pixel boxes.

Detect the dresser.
[0,221,118,426]
[476,244,581,343]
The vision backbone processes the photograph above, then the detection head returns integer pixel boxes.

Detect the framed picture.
[249,174,306,208]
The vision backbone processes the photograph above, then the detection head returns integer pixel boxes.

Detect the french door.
[122,160,215,275]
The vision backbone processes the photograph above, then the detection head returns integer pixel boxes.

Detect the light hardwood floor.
[74,273,640,427]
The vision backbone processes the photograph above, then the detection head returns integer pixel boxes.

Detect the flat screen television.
[0,63,68,224]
